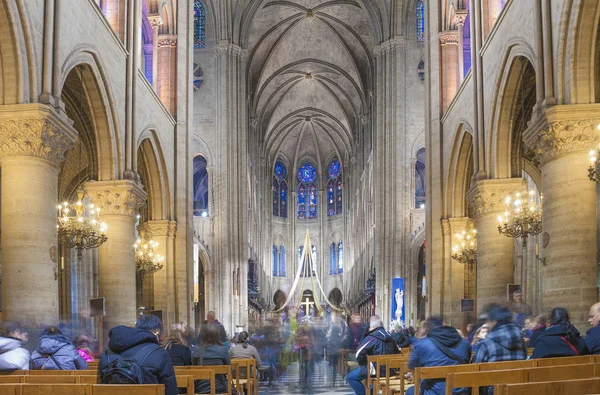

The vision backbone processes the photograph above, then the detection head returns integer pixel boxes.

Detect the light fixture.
[420,203,426,209]
[134,235,164,279]
[451,227,477,267]
[588,147,600,182]
[497,190,542,248]
[57,66,108,260]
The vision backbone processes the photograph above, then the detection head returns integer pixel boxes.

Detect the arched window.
[311,245,317,276]
[416,0,425,42]
[279,246,286,277]
[338,241,343,274]
[463,0,472,77]
[298,246,303,276]
[329,243,336,274]
[194,1,206,49]
[415,148,426,208]
[298,245,316,277]
[273,160,288,218]
[272,245,278,276]
[297,161,318,219]
[327,158,343,216]
[193,155,209,216]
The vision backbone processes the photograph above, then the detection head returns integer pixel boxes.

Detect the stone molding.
[523,104,600,165]
[453,10,468,26]
[439,31,459,45]
[374,37,410,58]
[0,104,77,165]
[213,42,249,62]
[158,35,177,47]
[448,217,471,235]
[139,219,178,238]
[467,179,527,218]
[148,14,163,27]
[85,180,147,218]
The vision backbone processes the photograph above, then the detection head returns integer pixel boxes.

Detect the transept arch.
[136,130,171,220]
[445,124,474,218]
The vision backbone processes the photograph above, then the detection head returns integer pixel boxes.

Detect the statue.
[395,288,404,321]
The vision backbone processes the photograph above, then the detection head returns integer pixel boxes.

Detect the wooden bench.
[0,383,164,395]
[231,358,258,395]
[366,354,409,395]
[381,357,410,395]
[180,365,231,395]
[176,374,200,395]
[495,377,600,395]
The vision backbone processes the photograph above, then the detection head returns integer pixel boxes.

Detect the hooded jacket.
[30,335,87,370]
[0,337,29,371]
[355,326,399,367]
[408,326,471,395]
[532,324,588,358]
[391,331,411,348]
[472,323,527,363]
[99,326,177,395]
[584,325,600,354]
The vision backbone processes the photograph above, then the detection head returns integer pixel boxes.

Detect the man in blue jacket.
[100,315,177,395]
[407,317,471,395]
[347,316,399,395]
[585,302,600,354]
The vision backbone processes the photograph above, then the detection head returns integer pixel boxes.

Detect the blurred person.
[342,314,366,350]
[470,325,489,355]
[327,314,344,385]
[296,324,314,389]
[527,314,547,347]
[229,330,261,365]
[347,317,399,395]
[192,323,230,394]
[0,322,30,371]
[585,302,600,354]
[75,334,95,362]
[163,329,191,366]
[391,322,410,348]
[406,317,470,395]
[30,326,87,370]
[99,315,177,394]
[510,290,532,328]
[464,323,475,343]
[531,307,588,358]
[196,311,228,349]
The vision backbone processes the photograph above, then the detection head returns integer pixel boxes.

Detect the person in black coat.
[584,302,600,354]
[163,329,191,366]
[192,323,231,394]
[99,315,177,395]
[531,308,588,358]
[527,314,547,348]
[342,314,367,350]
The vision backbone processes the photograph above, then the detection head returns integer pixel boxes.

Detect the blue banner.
[390,278,405,328]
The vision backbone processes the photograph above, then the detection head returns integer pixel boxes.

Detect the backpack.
[101,343,159,384]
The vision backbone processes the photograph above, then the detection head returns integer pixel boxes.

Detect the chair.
[495,377,600,395]
[382,357,409,395]
[231,358,257,395]
[186,366,223,395]
[367,355,408,395]
[175,374,195,395]
[91,384,163,395]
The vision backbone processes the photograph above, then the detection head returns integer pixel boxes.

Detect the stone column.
[467,178,527,311]
[85,180,146,335]
[148,15,163,93]
[0,106,76,325]
[439,31,459,112]
[445,217,470,326]
[454,11,468,84]
[157,35,177,113]
[524,106,600,327]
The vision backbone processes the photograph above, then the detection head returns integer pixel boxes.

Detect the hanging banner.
[390,278,405,328]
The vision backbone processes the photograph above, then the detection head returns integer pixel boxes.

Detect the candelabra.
[451,228,477,267]
[497,190,542,248]
[588,148,600,182]
[57,189,108,260]
[134,236,164,279]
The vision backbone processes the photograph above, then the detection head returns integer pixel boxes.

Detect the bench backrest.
[534,355,593,366]
[0,377,23,384]
[185,366,231,395]
[413,364,477,395]
[0,384,21,395]
[23,376,79,384]
[446,369,527,395]
[527,363,598,382]
[175,375,198,395]
[495,377,600,395]
[476,359,536,371]
[91,384,163,395]
[21,383,91,395]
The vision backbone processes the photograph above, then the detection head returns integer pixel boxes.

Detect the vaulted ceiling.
[246,0,376,172]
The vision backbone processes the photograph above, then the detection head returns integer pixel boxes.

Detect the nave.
[261,361,353,395]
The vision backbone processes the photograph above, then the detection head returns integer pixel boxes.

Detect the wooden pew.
[20,383,91,395]
[184,366,231,395]
[91,384,163,395]
[175,375,196,395]
[231,358,257,395]
[23,375,79,384]
[366,355,409,395]
[0,384,21,395]
[494,377,600,395]
[413,364,478,395]
[381,357,409,395]
[535,355,593,366]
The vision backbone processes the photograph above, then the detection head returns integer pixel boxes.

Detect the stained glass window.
[194,1,205,49]
[297,161,317,219]
[273,160,288,218]
[463,1,471,77]
[416,0,425,42]
[272,245,278,276]
[193,62,204,93]
[279,246,286,277]
[415,148,426,208]
[418,60,425,82]
[338,241,343,274]
[298,246,304,277]
[193,155,209,216]
[327,158,342,216]
[311,245,317,276]
[329,243,336,274]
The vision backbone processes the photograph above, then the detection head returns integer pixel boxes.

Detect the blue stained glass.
[193,155,209,216]
[275,160,287,180]
[298,162,317,183]
[273,245,278,276]
[297,184,306,219]
[328,158,342,179]
[298,246,305,277]
[338,241,343,274]
[329,243,336,274]
[279,246,286,277]
[336,178,343,215]
[194,1,206,49]
[308,184,317,218]
[416,0,424,43]
[273,177,279,217]
[280,181,288,218]
[327,180,334,216]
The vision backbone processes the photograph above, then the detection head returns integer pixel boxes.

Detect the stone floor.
[259,361,354,395]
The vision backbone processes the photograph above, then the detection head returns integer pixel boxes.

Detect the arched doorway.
[194,245,209,331]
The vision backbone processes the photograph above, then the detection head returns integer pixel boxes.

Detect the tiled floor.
[259,361,355,395]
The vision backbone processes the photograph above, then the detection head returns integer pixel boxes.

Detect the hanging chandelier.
[497,190,542,248]
[57,189,108,260]
[451,227,477,266]
[588,147,600,182]
[134,236,164,278]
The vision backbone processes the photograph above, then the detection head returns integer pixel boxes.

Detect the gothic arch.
[487,41,537,179]
[137,129,172,219]
[60,48,121,180]
[445,124,474,218]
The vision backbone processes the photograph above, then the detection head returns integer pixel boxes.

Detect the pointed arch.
[193,154,209,217]
[137,130,171,220]
[445,124,474,218]
[194,0,206,49]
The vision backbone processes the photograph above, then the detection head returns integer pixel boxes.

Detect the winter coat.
[531,324,588,358]
[0,337,30,371]
[229,343,261,366]
[392,331,411,348]
[471,323,527,363]
[326,324,344,360]
[584,325,600,355]
[355,326,399,375]
[30,335,87,370]
[342,324,367,350]
[527,325,546,348]
[164,342,191,366]
[192,343,230,394]
[77,349,94,362]
[408,326,471,395]
[99,326,177,395]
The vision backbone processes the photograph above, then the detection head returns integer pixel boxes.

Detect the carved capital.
[139,219,177,238]
[85,180,147,218]
[441,219,451,236]
[148,14,163,28]
[0,104,77,165]
[523,105,600,165]
[453,10,468,26]
[249,117,258,129]
[448,217,471,235]
[213,42,248,62]
[439,31,459,45]
[467,179,527,218]
[158,34,177,47]
[374,37,411,58]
